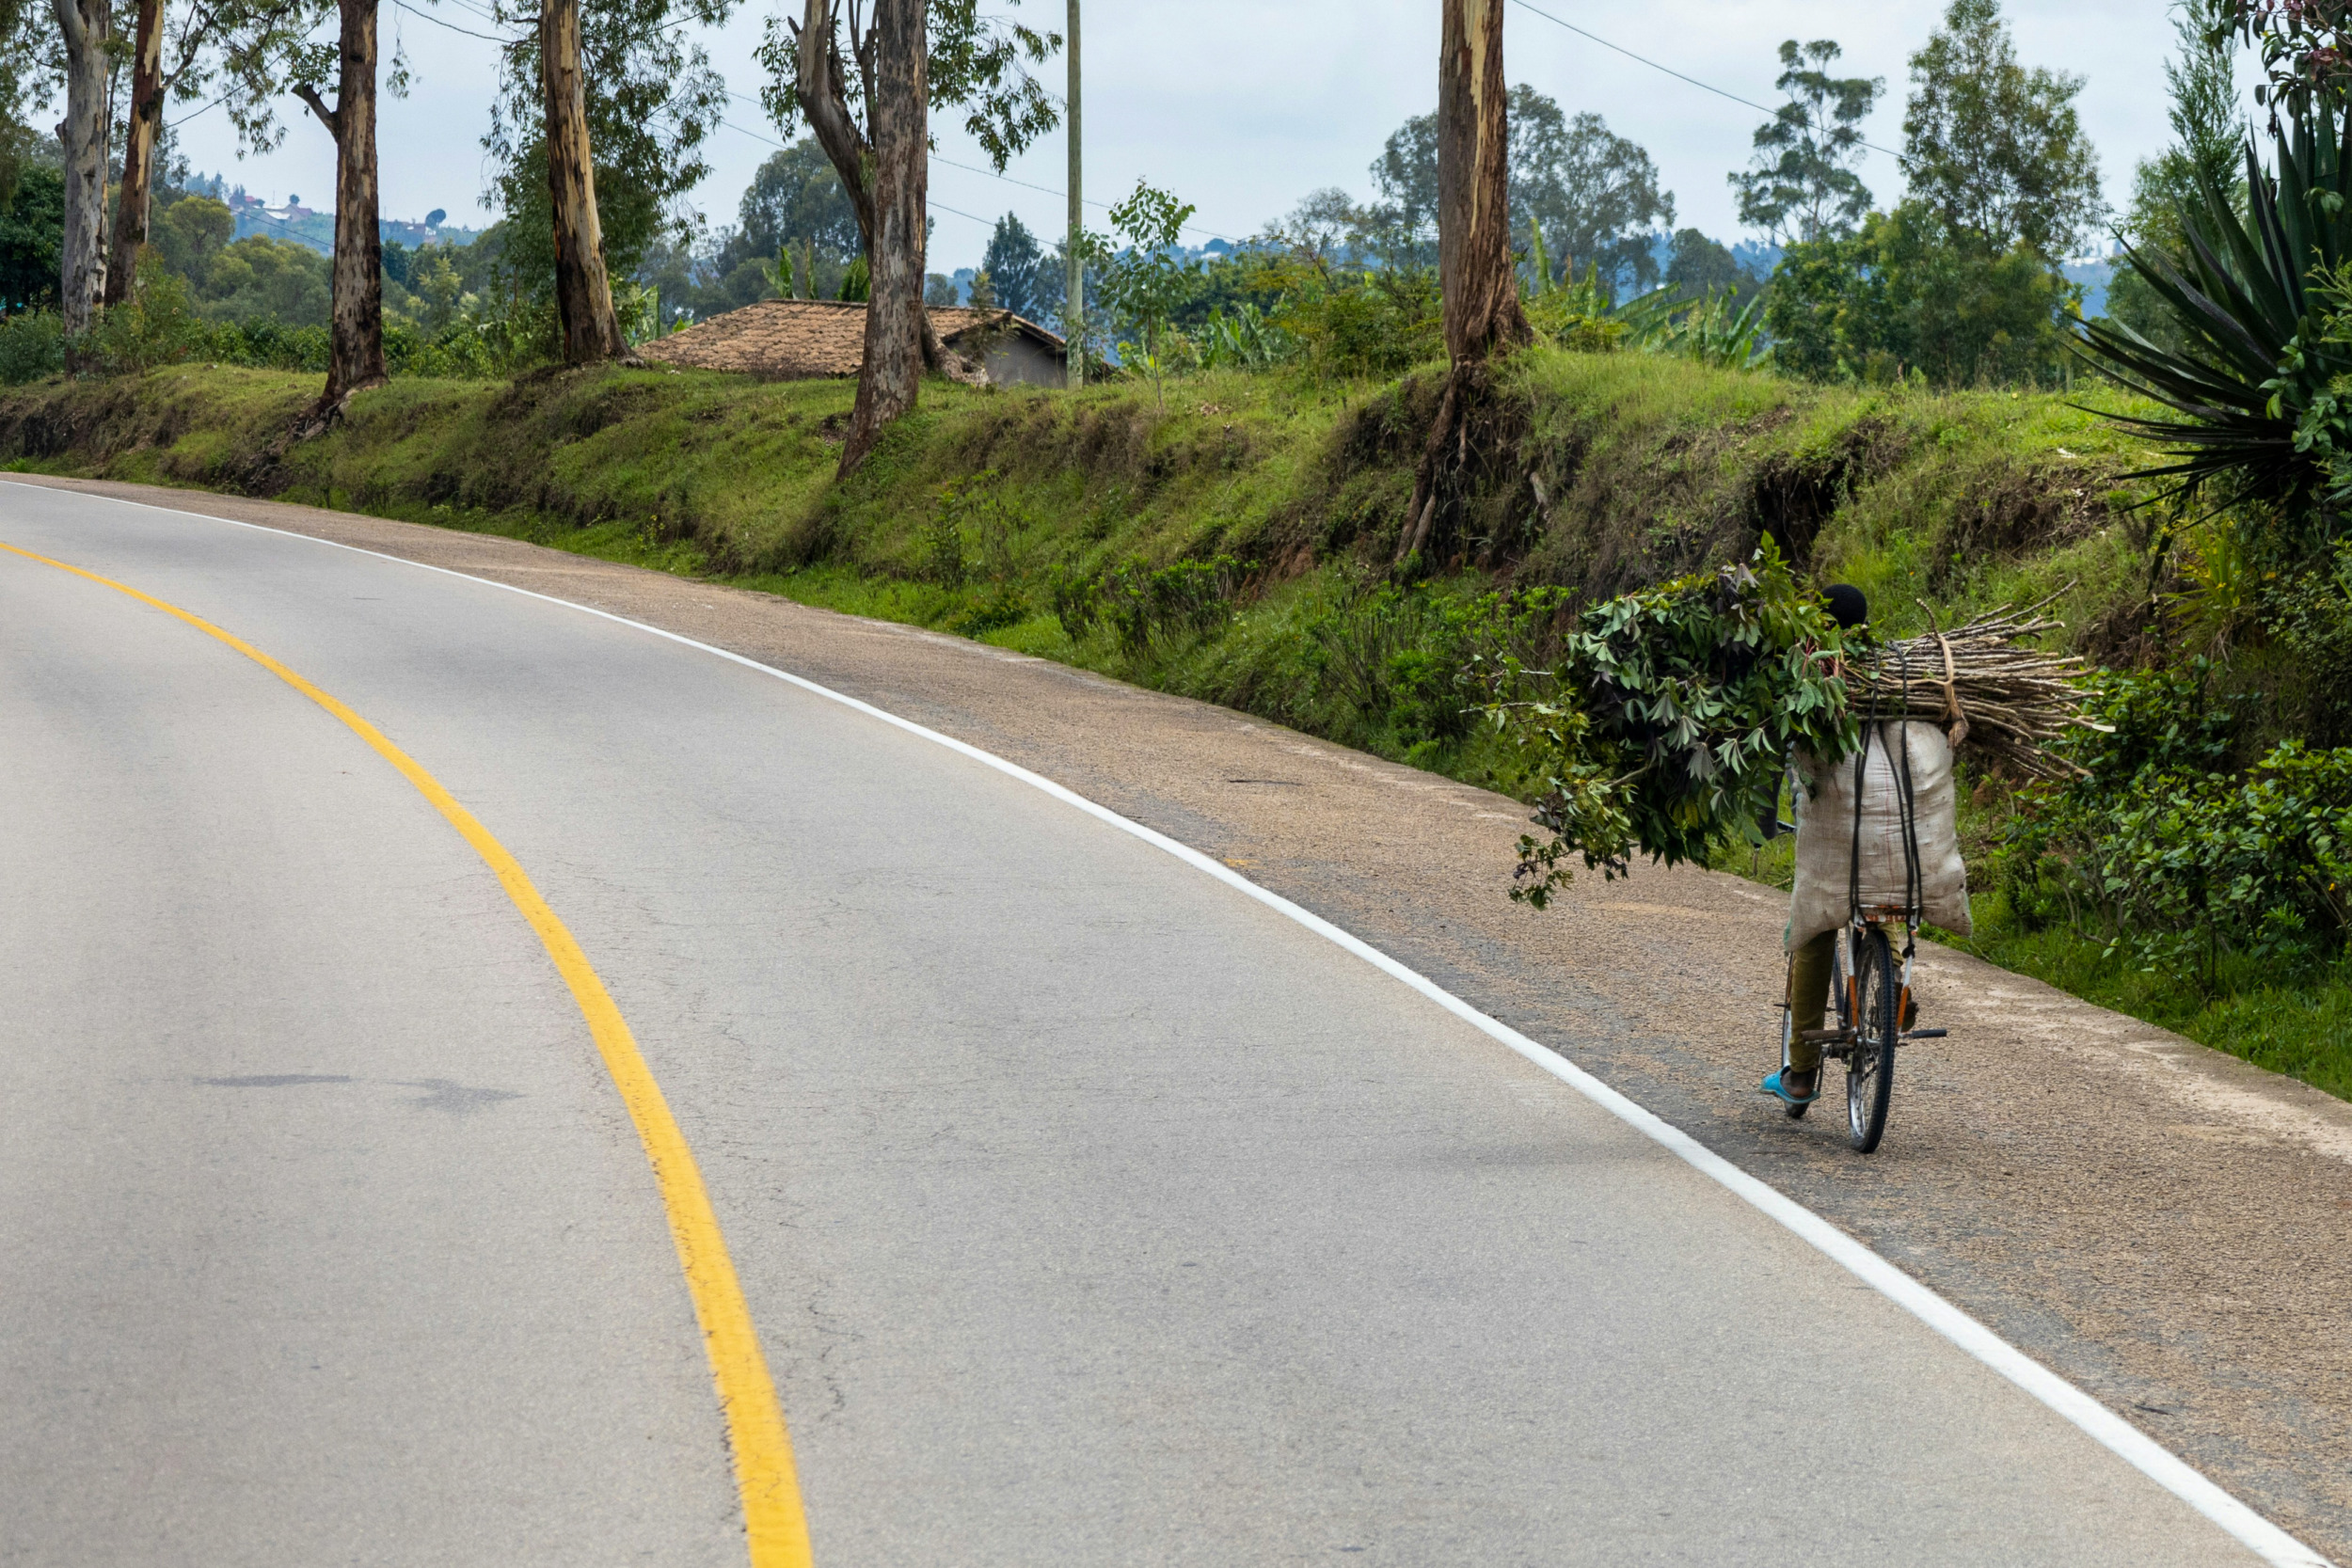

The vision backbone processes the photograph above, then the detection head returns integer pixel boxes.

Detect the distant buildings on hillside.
[183,172,479,257]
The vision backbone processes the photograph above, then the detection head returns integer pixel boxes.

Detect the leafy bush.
[1982,661,2352,985]
[2268,542,2352,744]
[1265,262,1442,380]
[1768,202,2077,388]
[0,309,63,384]
[1486,539,1855,902]
[1054,554,1248,652]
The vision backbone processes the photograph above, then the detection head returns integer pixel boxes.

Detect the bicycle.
[1775,907,1947,1153]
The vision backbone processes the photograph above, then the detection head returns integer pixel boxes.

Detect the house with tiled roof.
[637,299,1067,388]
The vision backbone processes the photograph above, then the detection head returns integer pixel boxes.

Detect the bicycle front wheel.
[1846,927,1898,1153]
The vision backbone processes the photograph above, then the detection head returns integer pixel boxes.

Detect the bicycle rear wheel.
[1846,927,1898,1153]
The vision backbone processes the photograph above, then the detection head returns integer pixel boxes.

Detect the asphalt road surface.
[0,483,2312,1565]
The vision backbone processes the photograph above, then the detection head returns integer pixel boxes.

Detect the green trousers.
[1786,928,1837,1073]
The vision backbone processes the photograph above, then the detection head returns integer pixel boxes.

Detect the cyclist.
[1762,582,1870,1109]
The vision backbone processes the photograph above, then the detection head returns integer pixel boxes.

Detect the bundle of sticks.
[1840,596,2106,781]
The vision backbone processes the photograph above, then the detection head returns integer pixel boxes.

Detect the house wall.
[984,336,1067,389]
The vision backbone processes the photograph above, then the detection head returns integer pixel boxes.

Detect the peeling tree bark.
[540,0,628,365]
[1395,0,1530,568]
[296,0,388,415]
[838,0,927,476]
[52,0,113,347]
[103,0,166,309]
[794,0,960,378]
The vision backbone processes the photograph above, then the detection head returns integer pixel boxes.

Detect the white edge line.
[9,479,2331,1568]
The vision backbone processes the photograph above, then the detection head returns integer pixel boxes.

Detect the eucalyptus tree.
[0,0,48,205]
[484,0,733,364]
[761,0,1062,472]
[1396,0,1527,567]
[279,0,399,405]
[49,0,111,339]
[107,0,314,307]
[1729,39,1882,246]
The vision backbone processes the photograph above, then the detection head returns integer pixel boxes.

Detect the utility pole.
[1065,0,1083,387]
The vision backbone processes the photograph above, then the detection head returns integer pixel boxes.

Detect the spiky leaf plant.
[2077,103,2352,542]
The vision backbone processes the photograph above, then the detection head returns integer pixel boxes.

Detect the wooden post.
[1064,0,1082,386]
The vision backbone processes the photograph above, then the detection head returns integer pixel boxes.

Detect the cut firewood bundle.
[1840,597,2106,781]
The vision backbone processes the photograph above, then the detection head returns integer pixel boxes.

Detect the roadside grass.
[18,352,2346,1101]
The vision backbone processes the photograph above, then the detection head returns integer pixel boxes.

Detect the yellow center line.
[1,540,814,1568]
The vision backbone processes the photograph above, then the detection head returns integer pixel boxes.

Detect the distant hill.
[194,179,478,257]
[2064,255,2115,320]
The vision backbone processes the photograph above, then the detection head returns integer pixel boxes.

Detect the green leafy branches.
[1090,180,1199,410]
[1483,539,1856,907]
[758,2,1061,175]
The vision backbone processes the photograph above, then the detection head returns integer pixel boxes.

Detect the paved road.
[0,483,2297,1565]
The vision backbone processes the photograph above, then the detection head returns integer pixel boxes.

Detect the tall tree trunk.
[323,0,385,405]
[796,0,876,255]
[1395,0,1529,567]
[797,0,961,377]
[103,0,165,309]
[540,0,626,364]
[837,0,925,477]
[52,0,113,347]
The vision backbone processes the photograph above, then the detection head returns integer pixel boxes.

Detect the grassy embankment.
[7,352,2347,1099]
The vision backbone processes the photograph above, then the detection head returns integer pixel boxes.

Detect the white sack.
[1787,720,1971,953]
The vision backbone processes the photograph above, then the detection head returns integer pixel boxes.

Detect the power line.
[710,119,1011,235]
[388,0,520,46]
[167,93,225,130]
[1506,0,1912,166]
[719,86,1242,245]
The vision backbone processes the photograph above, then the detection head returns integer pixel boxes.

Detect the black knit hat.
[1822,583,1868,629]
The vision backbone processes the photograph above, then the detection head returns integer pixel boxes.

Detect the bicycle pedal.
[1798,1027,1853,1045]
[1901,1027,1947,1040]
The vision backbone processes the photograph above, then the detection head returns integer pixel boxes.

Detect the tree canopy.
[1730,39,1882,245]
[1511,88,1674,292]
[756,0,1063,234]
[1901,0,2105,261]
[727,138,860,270]
[979,212,1053,321]
[1369,87,1672,292]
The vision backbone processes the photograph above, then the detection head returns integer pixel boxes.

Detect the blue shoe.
[1762,1069,1820,1106]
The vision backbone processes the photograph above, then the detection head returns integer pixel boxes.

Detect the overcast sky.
[158,0,2189,266]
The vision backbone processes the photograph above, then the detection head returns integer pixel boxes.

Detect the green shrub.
[1987,662,2352,984]
[0,309,63,384]
[1055,554,1248,653]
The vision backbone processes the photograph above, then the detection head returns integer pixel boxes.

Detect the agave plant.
[2076,102,2352,538]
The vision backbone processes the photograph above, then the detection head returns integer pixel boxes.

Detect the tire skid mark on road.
[0,538,814,1568]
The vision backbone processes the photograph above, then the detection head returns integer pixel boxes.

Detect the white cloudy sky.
[159,0,2189,265]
